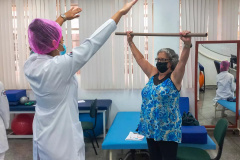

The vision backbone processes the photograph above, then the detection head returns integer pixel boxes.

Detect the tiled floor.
[198,86,236,126]
[4,130,240,160]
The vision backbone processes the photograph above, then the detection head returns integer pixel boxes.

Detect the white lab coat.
[213,71,236,102]
[0,81,10,154]
[24,19,116,160]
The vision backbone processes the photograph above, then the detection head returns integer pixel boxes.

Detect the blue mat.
[102,112,216,150]
[10,99,112,112]
[179,97,190,116]
[6,90,26,102]
[182,126,207,144]
[217,100,239,115]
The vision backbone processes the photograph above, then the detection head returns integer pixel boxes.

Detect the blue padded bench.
[102,112,216,160]
[102,97,215,158]
[102,112,215,150]
[216,100,240,135]
[217,100,239,115]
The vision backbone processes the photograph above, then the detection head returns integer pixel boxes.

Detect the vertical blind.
[79,0,154,89]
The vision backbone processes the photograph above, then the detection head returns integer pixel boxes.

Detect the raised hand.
[120,0,138,15]
[111,0,138,24]
[65,7,82,20]
[126,31,134,44]
[180,30,191,45]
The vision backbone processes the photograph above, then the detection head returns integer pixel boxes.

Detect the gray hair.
[157,48,179,71]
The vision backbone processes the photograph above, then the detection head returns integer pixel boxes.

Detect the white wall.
[154,0,180,57]
[153,0,196,111]
[77,89,142,128]
[153,0,196,114]
[198,44,232,85]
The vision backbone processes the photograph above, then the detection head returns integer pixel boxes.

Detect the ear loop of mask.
[57,43,67,55]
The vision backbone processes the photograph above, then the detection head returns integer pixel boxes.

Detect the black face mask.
[156,62,168,73]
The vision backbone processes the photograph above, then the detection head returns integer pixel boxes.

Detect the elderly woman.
[127,31,192,160]
[24,1,138,160]
[214,60,236,103]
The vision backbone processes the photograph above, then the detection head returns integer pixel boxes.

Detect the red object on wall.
[11,114,34,135]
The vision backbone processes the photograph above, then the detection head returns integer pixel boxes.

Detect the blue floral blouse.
[137,76,182,143]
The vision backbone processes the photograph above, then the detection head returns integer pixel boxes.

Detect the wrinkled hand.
[65,7,82,20]
[180,30,191,45]
[127,31,134,44]
[120,0,138,15]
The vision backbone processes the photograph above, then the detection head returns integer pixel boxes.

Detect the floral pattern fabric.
[138,76,182,143]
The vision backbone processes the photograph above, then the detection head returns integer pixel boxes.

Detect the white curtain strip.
[16,0,28,89]
[208,0,218,40]
[79,0,154,89]
[219,0,239,40]
[139,0,146,88]
[127,0,132,89]
[0,0,16,89]
[181,0,218,89]
[60,0,66,45]
[113,0,125,89]
[132,0,140,89]
[66,0,72,53]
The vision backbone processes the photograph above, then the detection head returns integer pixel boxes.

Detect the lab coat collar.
[36,53,53,60]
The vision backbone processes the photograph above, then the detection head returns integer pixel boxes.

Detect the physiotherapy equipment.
[11,114,34,135]
[115,32,208,37]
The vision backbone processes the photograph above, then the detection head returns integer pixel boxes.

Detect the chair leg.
[221,107,226,118]
[92,130,99,148]
[85,131,98,155]
[215,103,217,119]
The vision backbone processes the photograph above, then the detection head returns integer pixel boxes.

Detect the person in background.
[24,1,138,160]
[0,81,10,160]
[213,61,236,116]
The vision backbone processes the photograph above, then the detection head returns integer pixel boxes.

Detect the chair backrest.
[90,99,98,118]
[199,62,204,72]
[90,99,98,129]
[213,118,228,160]
[214,60,221,74]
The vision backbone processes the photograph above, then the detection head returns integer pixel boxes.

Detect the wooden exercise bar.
[115,32,208,37]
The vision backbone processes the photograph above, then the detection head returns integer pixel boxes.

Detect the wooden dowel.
[115,32,208,37]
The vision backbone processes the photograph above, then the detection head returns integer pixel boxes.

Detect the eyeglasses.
[155,58,170,62]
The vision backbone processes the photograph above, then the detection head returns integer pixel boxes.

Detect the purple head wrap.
[28,18,62,54]
[220,61,230,72]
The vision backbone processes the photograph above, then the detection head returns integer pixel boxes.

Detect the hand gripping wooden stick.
[115,32,208,37]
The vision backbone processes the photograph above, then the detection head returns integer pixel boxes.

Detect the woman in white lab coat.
[214,60,236,102]
[24,1,138,160]
[0,81,10,160]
